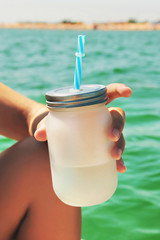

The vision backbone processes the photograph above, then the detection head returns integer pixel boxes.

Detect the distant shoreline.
[0,22,160,31]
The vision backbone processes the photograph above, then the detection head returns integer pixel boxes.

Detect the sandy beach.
[0,22,160,31]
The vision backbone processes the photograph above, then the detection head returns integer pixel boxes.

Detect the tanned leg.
[0,137,81,240]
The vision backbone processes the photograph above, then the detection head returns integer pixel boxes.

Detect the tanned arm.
[0,83,48,141]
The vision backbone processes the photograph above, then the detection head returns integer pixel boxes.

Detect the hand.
[34,83,132,174]
[34,113,48,142]
[106,83,132,173]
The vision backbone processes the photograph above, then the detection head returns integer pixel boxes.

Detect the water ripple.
[0,29,159,240]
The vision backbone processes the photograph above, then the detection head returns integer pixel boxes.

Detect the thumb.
[34,117,47,142]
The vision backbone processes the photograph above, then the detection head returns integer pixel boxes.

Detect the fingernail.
[34,125,44,137]
[112,129,120,141]
[38,123,46,130]
[117,148,122,157]
[119,158,125,166]
[34,129,38,138]
[121,85,129,90]
[121,85,132,96]
[113,148,122,158]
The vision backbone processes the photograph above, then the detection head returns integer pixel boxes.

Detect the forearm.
[0,83,48,141]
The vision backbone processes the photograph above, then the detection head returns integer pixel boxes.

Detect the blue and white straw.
[73,35,85,90]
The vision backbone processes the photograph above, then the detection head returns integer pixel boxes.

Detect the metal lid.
[45,84,108,108]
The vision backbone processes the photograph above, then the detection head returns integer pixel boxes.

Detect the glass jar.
[46,84,117,206]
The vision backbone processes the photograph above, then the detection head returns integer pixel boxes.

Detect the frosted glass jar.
[46,85,117,206]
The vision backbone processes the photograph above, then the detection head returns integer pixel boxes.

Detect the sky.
[0,0,160,23]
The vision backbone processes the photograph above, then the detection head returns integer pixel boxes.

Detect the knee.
[0,137,52,200]
[23,137,50,175]
[0,137,52,236]
[19,137,52,197]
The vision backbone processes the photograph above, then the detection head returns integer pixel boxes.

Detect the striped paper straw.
[73,35,85,90]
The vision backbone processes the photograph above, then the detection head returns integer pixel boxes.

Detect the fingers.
[111,132,127,173]
[108,107,125,141]
[116,158,126,173]
[106,84,131,173]
[106,83,132,104]
[111,134,125,159]
[34,117,47,142]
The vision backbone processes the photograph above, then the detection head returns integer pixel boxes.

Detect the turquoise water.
[0,30,160,239]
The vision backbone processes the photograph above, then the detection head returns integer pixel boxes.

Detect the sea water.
[0,30,160,240]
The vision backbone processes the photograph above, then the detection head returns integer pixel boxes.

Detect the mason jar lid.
[45,84,108,108]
